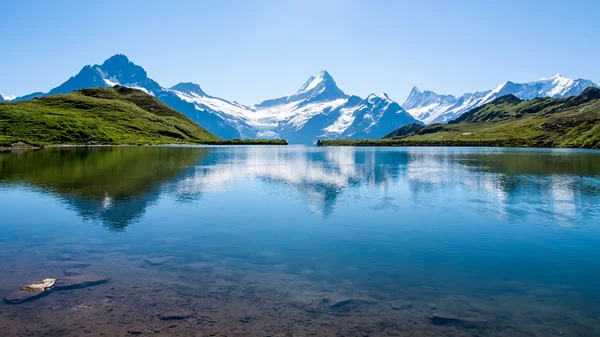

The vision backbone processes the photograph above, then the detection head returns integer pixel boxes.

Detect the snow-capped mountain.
[403,74,599,124]
[14,55,419,142]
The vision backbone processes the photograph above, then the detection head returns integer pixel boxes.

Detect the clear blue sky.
[1,0,598,104]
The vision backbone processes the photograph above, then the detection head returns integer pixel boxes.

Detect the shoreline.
[0,139,289,152]
[316,139,600,150]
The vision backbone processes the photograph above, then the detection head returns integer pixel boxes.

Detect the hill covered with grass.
[319,87,600,149]
[0,85,221,147]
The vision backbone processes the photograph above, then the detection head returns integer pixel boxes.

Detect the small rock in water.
[430,312,486,328]
[4,275,108,304]
[5,290,50,304]
[143,256,173,266]
[20,278,56,292]
[159,312,192,321]
[389,301,413,310]
[4,278,57,304]
[127,327,144,335]
[329,298,378,311]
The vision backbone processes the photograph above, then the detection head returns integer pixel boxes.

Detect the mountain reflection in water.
[1,146,599,231]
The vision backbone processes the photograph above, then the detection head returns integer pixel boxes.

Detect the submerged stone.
[329,298,378,311]
[20,278,56,292]
[4,289,51,304]
[159,312,192,321]
[143,256,173,266]
[389,301,413,310]
[54,274,110,290]
[4,274,109,304]
[430,312,487,328]
[4,278,57,304]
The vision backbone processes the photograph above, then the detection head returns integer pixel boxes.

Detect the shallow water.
[1,146,599,336]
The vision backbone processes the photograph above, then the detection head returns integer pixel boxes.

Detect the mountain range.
[402,74,599,124]
[12,55,419,143]
[379,87,600,149]
[10,54,598,142]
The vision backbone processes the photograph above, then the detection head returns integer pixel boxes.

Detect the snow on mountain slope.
[0,94,16,101]
[403,74,599,124]
[335,93,420,139]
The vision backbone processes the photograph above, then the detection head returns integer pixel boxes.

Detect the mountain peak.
[170,82,206,96]
[409,86,422,94]
[102,54,131,66]
[297,70,337,94]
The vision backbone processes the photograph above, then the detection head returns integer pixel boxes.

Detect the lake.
[1,145,599,337]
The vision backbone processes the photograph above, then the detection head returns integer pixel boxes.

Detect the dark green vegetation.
[319,87,600,149]
[0,86,287,147]
[0,146,209,230]
[0,86,218,146]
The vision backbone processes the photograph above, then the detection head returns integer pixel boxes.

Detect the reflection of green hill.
[455,151,600,176]
[0,147,208,230]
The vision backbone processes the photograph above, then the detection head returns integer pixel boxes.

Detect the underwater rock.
[5,289,50,304]
[390,301,413,310]
[143,256,173,266]
[21,278,56,292]
[4,278,56,304]
[430,312,487,328]
[4,275,109,304]
[54,274,109,290]
[126,327,144,335]
[329,298,378,311]
[159,311,192,321]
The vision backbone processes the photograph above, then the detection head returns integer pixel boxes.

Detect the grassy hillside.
[0,85,221,146]
[319,87,600,149]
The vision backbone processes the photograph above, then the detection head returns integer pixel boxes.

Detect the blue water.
[1,146,599,336]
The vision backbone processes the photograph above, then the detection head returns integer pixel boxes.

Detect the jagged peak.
[409,86,422,94]
[170,82,206,96]
[297,70,338,93]
[102,54,131,65]
[378,92,389,100]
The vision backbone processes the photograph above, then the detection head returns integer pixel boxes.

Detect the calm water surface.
[1,146,599,336]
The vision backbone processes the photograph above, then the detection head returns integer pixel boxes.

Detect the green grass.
[319,87,600,149]
[0,86,288,147]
